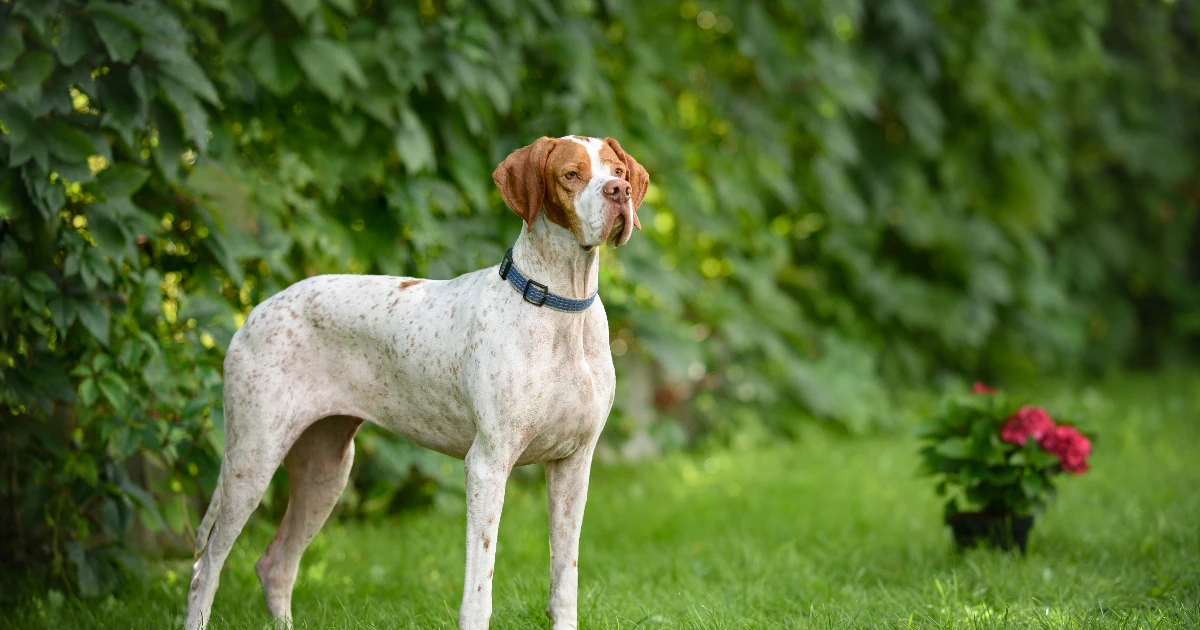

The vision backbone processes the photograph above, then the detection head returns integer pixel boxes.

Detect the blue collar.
[498,248,598,312]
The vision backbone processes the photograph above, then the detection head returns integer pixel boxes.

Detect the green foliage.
[0,0,1198,596]
[916,389,1091,517]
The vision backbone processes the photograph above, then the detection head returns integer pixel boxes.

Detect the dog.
[183,135,649,629]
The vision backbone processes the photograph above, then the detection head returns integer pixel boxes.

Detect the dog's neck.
[510,214,599,300]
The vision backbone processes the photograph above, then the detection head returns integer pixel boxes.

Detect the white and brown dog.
[183,136,649,629]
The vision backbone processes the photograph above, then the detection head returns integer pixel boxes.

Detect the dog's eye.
[564,172,577,181]
[614,168,624,177]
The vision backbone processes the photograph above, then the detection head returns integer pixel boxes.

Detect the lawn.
[5,373,1199,629]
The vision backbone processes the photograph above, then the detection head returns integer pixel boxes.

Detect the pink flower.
[972,382,997,395]
[1040,425,1092,474]
[1000,406,1055,445]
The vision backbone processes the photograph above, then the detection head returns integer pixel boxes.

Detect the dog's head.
[493,136,650,250]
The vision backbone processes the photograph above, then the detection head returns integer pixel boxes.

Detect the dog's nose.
[604,179,631,202]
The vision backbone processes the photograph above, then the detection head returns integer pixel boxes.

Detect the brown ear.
[604,137,650,229]
[493,137,556,230]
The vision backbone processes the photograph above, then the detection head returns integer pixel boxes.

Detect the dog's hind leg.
[255,414,361,624]
[184,411,289,630]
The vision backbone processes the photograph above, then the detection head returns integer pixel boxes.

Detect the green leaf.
[97,165,151,198]
[44,121,96,163]
[1027,447,1060,469]
[0,101,34,142]
[85,248,115,286]
[281,0,320,20]
[49,292,78,333]
[152,102,184,181]
[11,50,55,87]
[90,214,131,263]
[98,372,129,409]
[291,40,343,100]
[8,137,48,170]
[332,112,366,147]
[14,0,61,25]
[79,378,99,407]
[395,108,436,174]
[57,16,94,66]
[66,541,102,598]
[933,437,970,459]
[92,14,140,62]
[80,261,98,291]
[25,271,57,293]
[50,157,95,184]
[1020,474,1046,500]
[92,353,113,373]
[117,475,166,531]
[78,300,111,346]
[23,287,46,312]
[160,77,209,153]
[247,34,301,96]
[97,66,149,146]
[0,22,26,70]
[202,231,245,285]
[322,41,367,88]
[64,251,82,278]
[156,51,220,106]
[326,0,355,15]
[22,165,64,217]
[291,38,366,101]
[69,363,92,378]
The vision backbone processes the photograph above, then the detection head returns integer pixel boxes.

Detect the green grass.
[5,373,1199,629]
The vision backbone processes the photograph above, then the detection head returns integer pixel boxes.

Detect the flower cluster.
[1040,425,1092,474]
[999,406,1055,444]
[976,386,1092,474]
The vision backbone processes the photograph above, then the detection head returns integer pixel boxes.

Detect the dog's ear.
[604,137,650,230]
[493,137,556,230]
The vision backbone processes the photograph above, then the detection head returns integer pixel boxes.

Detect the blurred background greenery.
[1,0,1197,598]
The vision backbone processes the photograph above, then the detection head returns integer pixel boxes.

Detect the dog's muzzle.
[602,179,638,247]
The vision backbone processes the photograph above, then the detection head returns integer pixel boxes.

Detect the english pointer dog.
[184,135,649,630]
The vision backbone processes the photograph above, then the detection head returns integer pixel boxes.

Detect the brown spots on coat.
[483,538,490,550]
[572,560,577,567]
[398,279,421,289]
[487,569,493,579]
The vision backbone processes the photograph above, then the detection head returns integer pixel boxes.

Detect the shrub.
[917,384,1094,518]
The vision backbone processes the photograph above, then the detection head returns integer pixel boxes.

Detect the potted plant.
[917,382,1094,553]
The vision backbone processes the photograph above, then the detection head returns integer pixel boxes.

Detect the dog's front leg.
[459,437,515,629]
[545,446,596,629]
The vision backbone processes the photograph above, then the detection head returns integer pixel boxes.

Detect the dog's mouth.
[606,214,628,247]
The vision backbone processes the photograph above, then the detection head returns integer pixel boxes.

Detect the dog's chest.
[466,292,615,463]
[527,342,613,460]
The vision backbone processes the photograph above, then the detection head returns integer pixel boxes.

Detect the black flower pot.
[945,512,1034,553]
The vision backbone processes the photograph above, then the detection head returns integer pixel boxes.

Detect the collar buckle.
[498,248,514,280]
[522,279,549,306]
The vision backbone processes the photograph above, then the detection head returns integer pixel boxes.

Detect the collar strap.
[498,248,597,312]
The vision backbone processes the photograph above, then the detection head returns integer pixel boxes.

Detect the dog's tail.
[193,471,223,558]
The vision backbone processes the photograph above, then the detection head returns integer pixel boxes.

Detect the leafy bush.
[917,384,1093,518]
[0,0,1197,594]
